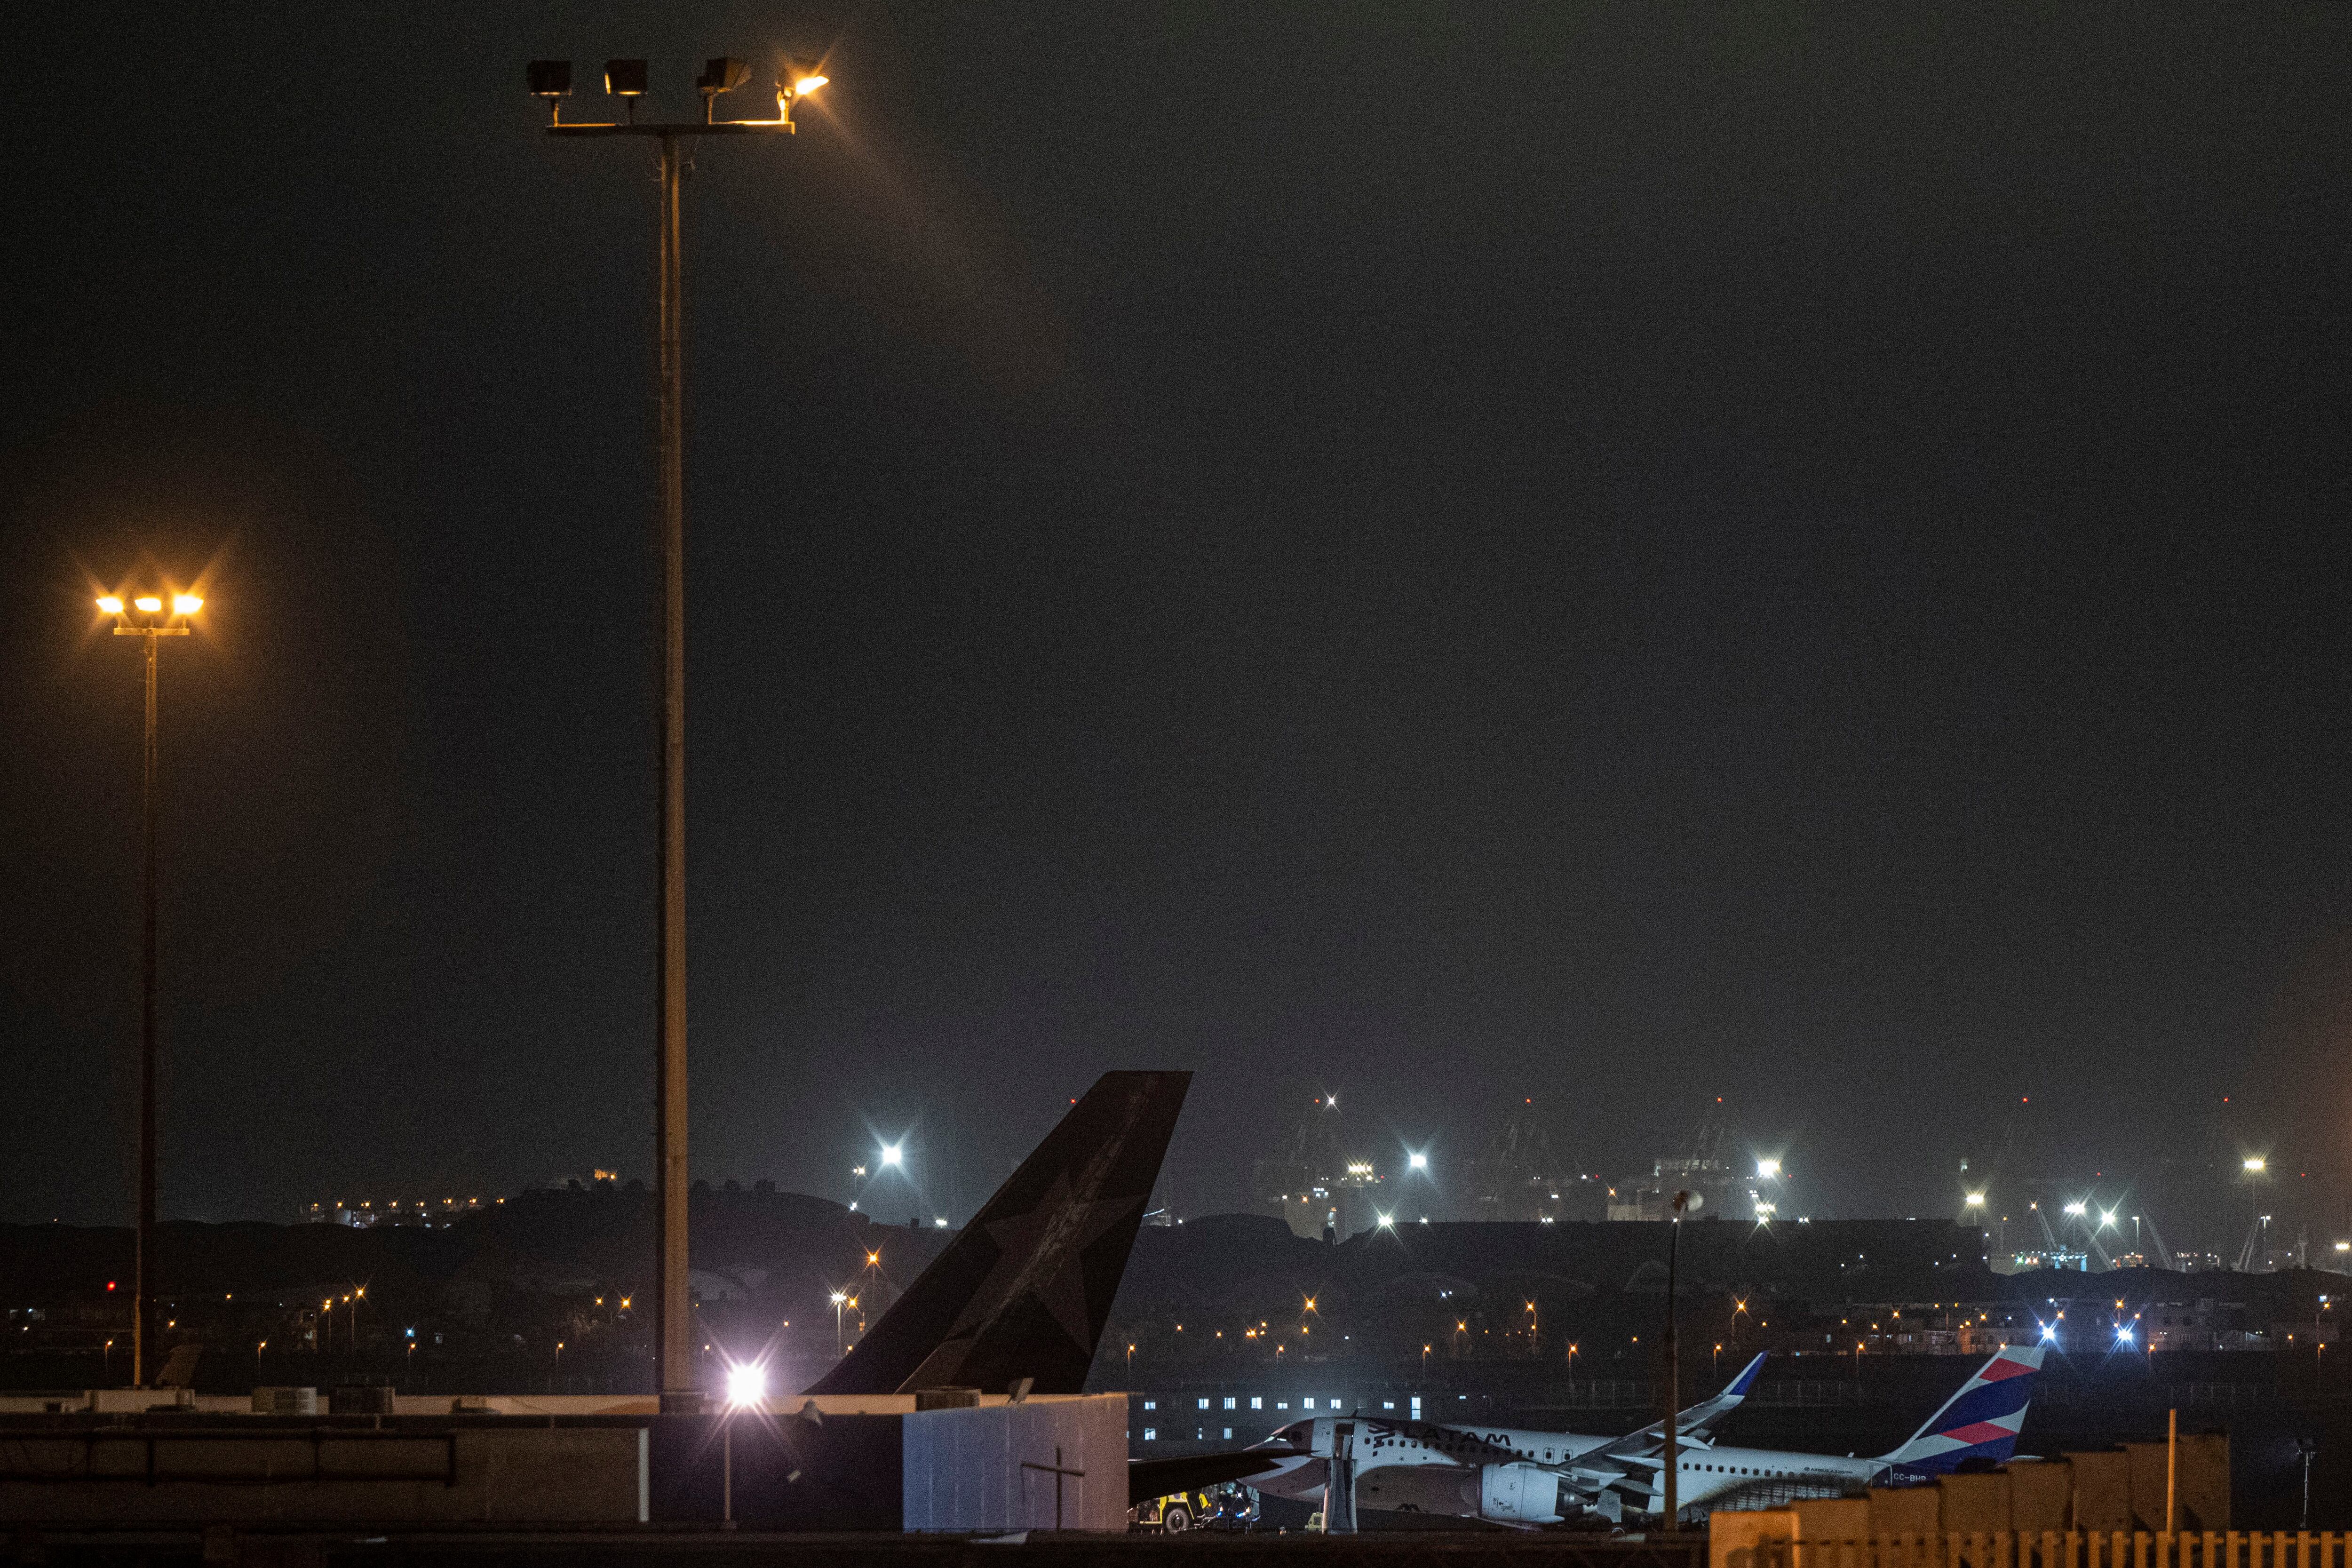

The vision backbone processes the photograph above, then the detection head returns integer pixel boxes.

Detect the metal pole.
[2164,1406,2176,1532]
[1663,1202,1680,1531]
[653,127,694,1410]
[135,629,159,1388]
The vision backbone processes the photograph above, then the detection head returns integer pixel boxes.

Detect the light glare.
[1756,1159,1781,1179]
[724,1361,766,1408]
[2243,1157,2266,1173]
[96,596,124,614]
[880,1143,902,1167]
[1408,1152,1428,1171]
[1965,1192,1986,1206]
[793,74,827,94]
[134,596,163,613]
[173,594,202,615]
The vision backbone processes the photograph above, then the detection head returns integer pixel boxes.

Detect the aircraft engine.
[1478,1462,1566,1525]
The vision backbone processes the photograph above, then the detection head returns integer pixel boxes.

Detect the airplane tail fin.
[1878,1343,2045,1473]
[806,1070,1191,1397]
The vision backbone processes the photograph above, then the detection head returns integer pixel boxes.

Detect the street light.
[96,586,200,1388]
[529,53,826,1415]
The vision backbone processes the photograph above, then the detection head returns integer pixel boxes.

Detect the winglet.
[1722,1352,1767,1399]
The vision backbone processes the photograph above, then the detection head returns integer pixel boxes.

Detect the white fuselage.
[1251,1415,1885,1521]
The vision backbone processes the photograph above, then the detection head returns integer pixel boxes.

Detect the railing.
[1735,1534,2351,1568]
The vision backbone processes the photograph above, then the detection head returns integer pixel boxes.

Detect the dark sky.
[3,2,2346,1252]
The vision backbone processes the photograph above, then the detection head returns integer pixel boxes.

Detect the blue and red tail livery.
[1879,1344,2045,1474]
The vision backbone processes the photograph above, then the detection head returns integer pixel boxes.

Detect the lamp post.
[1663,1188,1696,1532]
[97,589,199,1387]
[526,55,825,1413]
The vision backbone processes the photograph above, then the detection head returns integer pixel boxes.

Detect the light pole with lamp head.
[525,54,826,1413]
[96,588,201,1387]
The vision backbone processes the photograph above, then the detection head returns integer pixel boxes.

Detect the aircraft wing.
[1591,1351,1767,1460]
[1128,1448,1299,1506]
[807,1071,1191,1396]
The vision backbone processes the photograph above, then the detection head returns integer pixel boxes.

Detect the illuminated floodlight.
[828,1290,846,1305]
[172,594,202,615]
[2099,1209,2118,1229]
[934,1217,947,1228]
[96,596,124,614]
[791,72,828,96]
[1756,1159,1781,1180]
[134,596,163,613]
[2064,1201,2087,1217]
[2041,1322,2058,1341]
[1377,1213,1395,1228]
[2243,1157,2266,1173]
[723,1361,767,1409]
[1966,1192,1986,1207]
[1408,1152,1428,1171]
[2114,1327,2134,1346]
[880,1143,902,1167]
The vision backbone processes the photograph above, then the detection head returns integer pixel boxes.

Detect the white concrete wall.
[901,1393,1127,1533]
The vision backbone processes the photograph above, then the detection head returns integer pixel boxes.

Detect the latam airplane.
[1247,1344,2046,1528]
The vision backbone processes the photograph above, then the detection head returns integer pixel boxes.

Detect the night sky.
[2,3,2346,1251]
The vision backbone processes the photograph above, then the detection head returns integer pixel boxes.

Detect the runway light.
[724,1361,767,1408]
[96,596,124,614]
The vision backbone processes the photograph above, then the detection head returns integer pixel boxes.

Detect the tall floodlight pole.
[96,589,201,1387]
[1662,1188,1695,1531]
[527,55,826,1411]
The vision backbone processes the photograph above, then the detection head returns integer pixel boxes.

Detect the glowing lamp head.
[829,1291,846,1305]
[723,1361,767,1409]
[2100,1209,2119,1228]
[880,1143,902,1167]
[1965,1192,1986,1207]
[2243,1157,2266,1173]
[173,594,202,615]
[96,596,124,614]
[1377,1213,1394,1227]
[2064,1201,2087,1217]
[1756,1159,1781,1179]
[1408,1151,1428,1171]
[134,596,163,613]
[791,72,827,96]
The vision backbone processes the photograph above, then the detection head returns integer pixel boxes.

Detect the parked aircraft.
[1248,1345,2046,1527]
